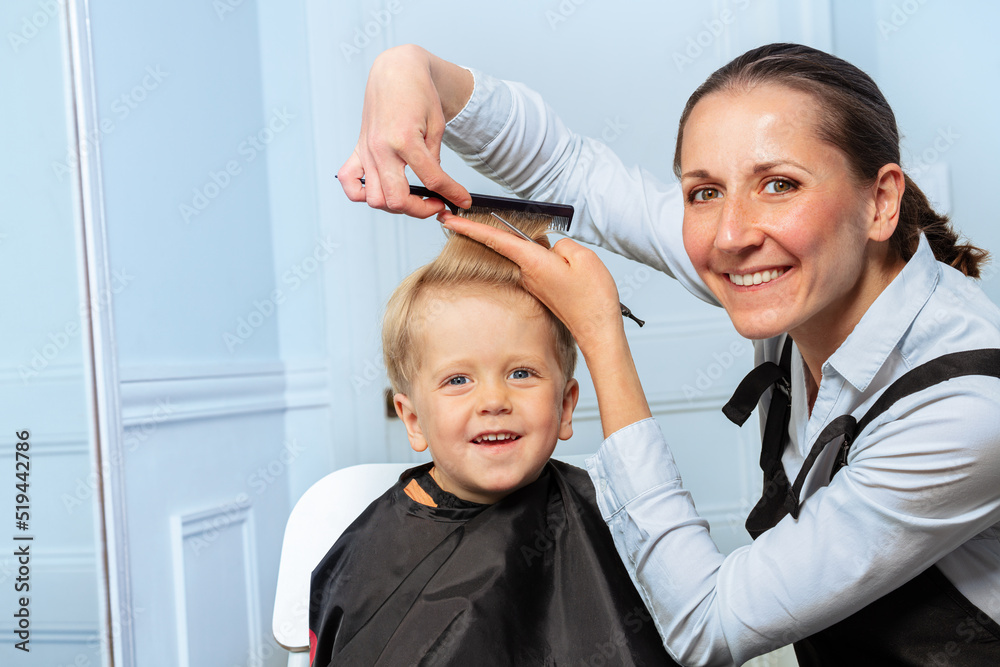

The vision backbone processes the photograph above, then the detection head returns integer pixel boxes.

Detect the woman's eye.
[691,188,721,202]
[509,369,533,380]
[447,376,469,386]
[763,179,795,194]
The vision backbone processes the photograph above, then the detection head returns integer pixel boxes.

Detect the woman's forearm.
[580,331,652,438]
[426,50,473,122]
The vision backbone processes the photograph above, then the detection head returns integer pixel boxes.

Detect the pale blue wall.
[1,1,104,664]
[834,0,1000,302]
[88,2,281,366]
[6,0,1000,662]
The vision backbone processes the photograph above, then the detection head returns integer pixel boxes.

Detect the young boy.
[308,212,673,666]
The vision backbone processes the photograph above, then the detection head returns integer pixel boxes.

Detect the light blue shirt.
[444,69,1000,666]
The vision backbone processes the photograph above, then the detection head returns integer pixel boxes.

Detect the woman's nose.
[477,380,512,415]
[714,198,764,254]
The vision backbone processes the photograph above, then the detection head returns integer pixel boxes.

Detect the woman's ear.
[869,163,905,243]
[557,379,580,441]
[394,393,428,453]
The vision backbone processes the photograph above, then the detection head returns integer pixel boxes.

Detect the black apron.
[724,337,1000,665]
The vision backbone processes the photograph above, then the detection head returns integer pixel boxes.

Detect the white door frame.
[66,0,135,664]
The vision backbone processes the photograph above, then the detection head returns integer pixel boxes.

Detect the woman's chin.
[729,315,788,341]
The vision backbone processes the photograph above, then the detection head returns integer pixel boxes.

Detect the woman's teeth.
[729,268,783,286]
[473,433,519,444]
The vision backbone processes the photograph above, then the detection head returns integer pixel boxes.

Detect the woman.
[339,43,1000,665]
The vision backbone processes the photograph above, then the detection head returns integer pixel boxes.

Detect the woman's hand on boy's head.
[338,45,472,219]
[438,211,625,350]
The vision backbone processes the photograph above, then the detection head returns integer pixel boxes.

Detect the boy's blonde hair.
[383,210,577,395]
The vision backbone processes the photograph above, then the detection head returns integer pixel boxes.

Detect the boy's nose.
[476,381,512,415]
[714,198,764,254]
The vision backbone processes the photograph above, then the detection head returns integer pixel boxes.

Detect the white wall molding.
[0,361,88,385]
[0,431,89,457]
[13,625,100,643]
[624,312,736,341]
[118,361,330,427]
[573,388,735,422]
[171,502,261,667]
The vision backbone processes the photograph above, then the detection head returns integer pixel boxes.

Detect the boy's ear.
[557,379,580,441]
[394,393,428,453]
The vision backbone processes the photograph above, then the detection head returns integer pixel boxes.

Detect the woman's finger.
[438,212,562,275]
[337,151,367,203]
[406,149,472,211]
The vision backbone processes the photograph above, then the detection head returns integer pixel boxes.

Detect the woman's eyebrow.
[753,160,812,175]
[681,160,814,181]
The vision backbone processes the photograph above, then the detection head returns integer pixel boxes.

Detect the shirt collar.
[824,234,940,392]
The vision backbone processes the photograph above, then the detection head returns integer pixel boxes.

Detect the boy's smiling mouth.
[471,431,522,444]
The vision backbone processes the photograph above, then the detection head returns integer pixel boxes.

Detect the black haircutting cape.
[309,460,675,666]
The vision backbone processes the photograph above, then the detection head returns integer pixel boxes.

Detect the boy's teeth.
[474,432,518,444]
[730,269,782,286]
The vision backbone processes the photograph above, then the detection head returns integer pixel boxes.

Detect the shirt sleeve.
[443,68,717,306]
[586,379,1000,666]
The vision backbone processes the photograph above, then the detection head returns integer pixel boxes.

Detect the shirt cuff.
[585,418,683,520]
[443,67,514,157]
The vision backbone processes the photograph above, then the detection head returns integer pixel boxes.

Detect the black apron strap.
[722,336,794,540]
[829,348,1000,479]
[727,346,1000,664]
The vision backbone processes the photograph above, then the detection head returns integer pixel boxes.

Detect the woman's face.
[680,84,891,347]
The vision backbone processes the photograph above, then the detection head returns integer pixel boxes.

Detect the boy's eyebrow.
[427,354,556,375]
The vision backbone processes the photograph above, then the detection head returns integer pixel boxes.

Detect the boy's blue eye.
[447,376,469,385]
[509,369,532,380]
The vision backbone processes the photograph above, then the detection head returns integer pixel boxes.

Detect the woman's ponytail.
[895,175,989,278]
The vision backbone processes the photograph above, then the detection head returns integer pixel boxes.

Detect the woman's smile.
[725,267,787,287]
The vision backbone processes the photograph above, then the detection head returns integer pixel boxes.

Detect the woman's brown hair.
[673,43,988,277]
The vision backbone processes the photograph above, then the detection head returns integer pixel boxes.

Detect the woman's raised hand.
[338,45,474,218]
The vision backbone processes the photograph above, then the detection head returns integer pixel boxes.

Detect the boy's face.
[394,288,579,504]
